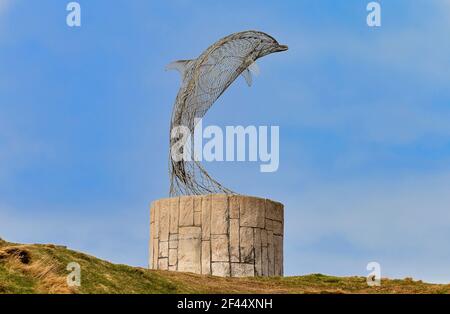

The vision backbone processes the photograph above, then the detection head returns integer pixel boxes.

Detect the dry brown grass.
[0,245,75,294]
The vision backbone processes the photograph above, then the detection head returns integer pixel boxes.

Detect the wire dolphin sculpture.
[167,30,288,196]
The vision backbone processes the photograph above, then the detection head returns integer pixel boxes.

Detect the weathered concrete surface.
[149,194,284,277]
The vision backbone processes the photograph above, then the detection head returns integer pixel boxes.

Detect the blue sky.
[1,0,450,283]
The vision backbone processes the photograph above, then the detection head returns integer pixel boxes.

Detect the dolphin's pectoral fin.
[248,61,260,76]
[241,61,260,87]
[241,69,253,86]
[165,59,194,78]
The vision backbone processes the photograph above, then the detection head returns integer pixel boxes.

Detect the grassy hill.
[0,237,448,294]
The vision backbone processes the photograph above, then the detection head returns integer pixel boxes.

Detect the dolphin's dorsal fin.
[165,59,194,79]
[241,61,260,87]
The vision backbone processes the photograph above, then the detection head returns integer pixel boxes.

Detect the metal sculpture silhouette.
[167,30,288,196]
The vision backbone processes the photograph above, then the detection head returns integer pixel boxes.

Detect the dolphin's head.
[246,31,288,58]
[274,44,289,52]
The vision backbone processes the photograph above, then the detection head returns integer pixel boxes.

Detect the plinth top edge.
[150,194,283,208]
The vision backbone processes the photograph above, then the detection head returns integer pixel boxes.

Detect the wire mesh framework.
[167,30,288,196]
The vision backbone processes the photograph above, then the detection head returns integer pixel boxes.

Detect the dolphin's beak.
[276,44,288,52]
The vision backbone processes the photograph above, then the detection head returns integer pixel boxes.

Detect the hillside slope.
[0,238,448,294]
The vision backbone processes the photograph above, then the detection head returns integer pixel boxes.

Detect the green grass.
[0,263,37,294]
[0,238,449,294]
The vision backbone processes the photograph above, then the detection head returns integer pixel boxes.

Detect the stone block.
[211,194,228,234]
[254,228,262,276]
[179,196,194,226]
[159,203,170,242]
[169,248,177,266]
[266,200,283,222]
[231,263,254,277]
[152,239,158,269]
[240,196,265,228]
[267,231,274,276]
[150,241,155,269]
[169,234,178,249]
[261,229,268,247]
[169,197,179,234]
[201,195,211,240]
[158,257,168,270]
[265,199,276,220]
[211,262,230,277]
[265,219,273,231]
[211,234,229,262]
[274,235,283,276]
[229,195,240,219]
[177,226,201,274]
[193,195,202,212]
[274,202,284,222]
[150,201,156,223]
[262,246,269,276]
[229,219,240,262]
[240,227,254,263]
[201,240,211,275]
[153,201,160,238]
[194,211,202,226]
[148,235,152,268]
[159,241,169,258]
[273,220,283,236]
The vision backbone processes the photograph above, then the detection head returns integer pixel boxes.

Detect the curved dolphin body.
[167,30,288,196]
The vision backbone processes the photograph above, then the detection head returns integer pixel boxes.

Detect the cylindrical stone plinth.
[149,194,284,277]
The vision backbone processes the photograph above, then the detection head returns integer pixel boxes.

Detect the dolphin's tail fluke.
[170,158,234,196]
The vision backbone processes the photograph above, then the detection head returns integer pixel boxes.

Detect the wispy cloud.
[0,202,150,267]
[286,1,450,85]
[272,1,450,146]
[0,0,11,14]
[0,117,50,182]
[283,169,450,283]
